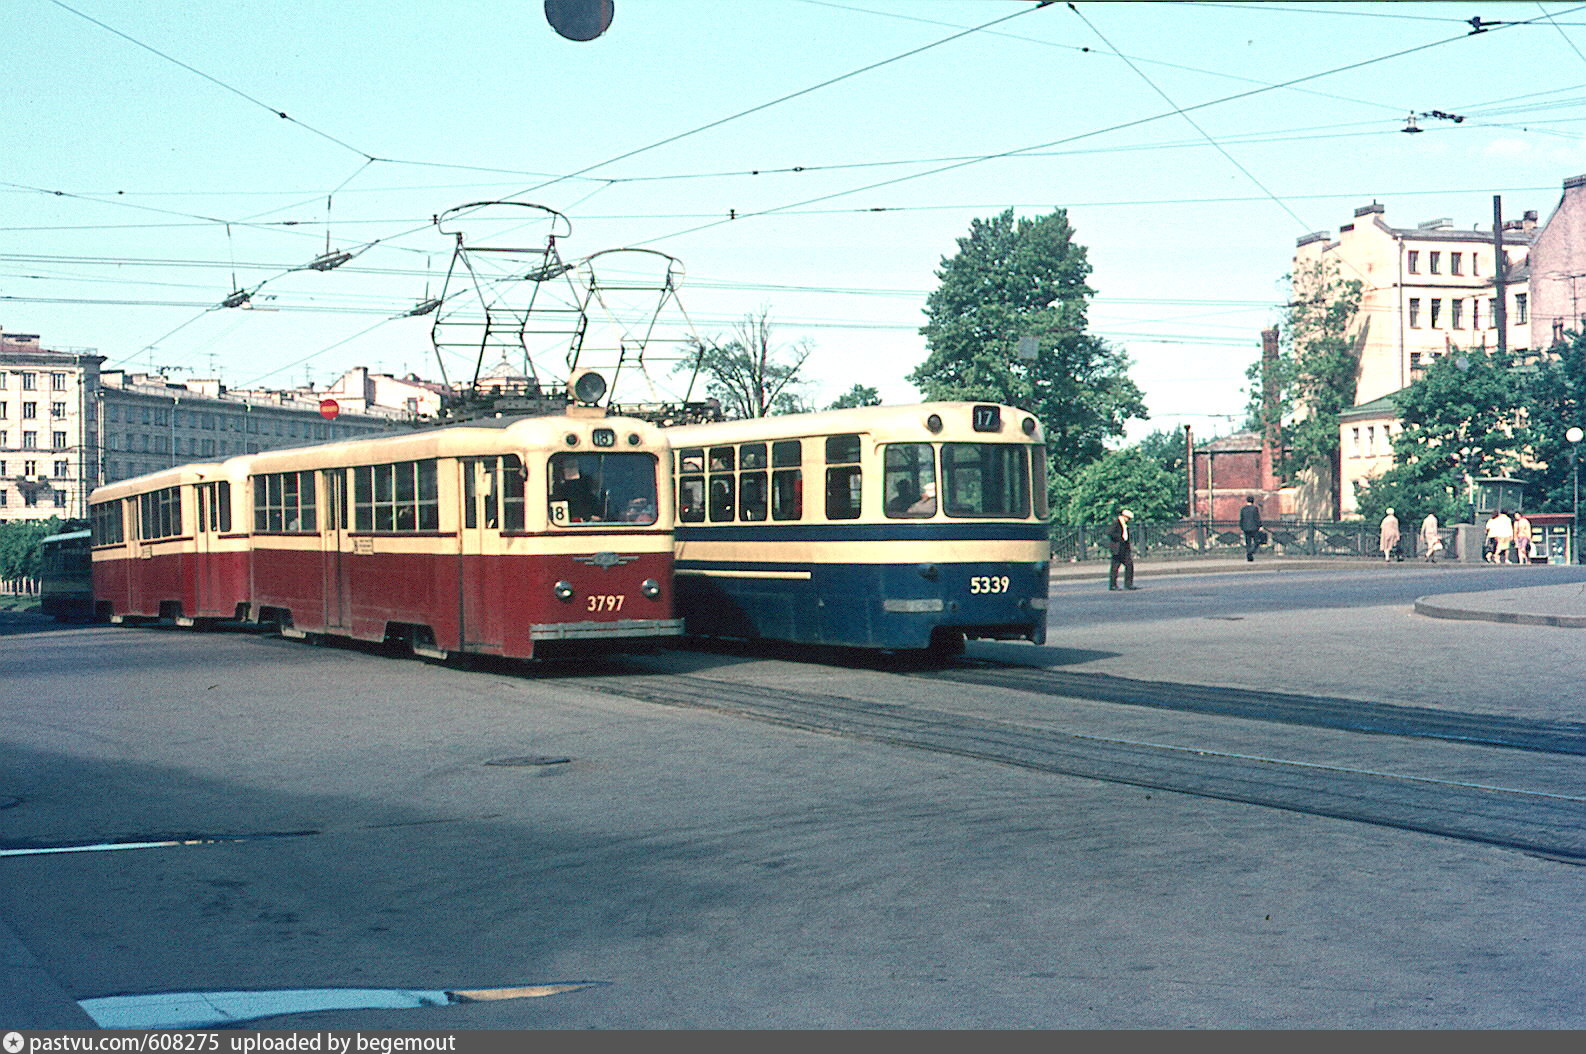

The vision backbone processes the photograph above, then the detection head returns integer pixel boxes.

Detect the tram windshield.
[941,443,1031,518]
[548,452,659,526]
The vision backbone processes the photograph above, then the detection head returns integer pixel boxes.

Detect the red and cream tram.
[89,412,683,661]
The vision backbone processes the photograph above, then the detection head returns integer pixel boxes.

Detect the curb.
[1412,597,1586,629]
[0,914,97,1029]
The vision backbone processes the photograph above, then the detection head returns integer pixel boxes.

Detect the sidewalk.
[1053,554,1586,629]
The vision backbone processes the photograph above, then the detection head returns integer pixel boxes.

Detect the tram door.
[193,482,223,614]
[459,458,503,651]
[320,469,350,630]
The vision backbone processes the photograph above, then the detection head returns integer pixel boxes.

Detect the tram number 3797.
[968,575,1011,595]
[588,593,626,612]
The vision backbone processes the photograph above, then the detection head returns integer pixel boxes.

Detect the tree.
[0,516,66,584]
[1063,447,1180,525]
[1251,259,1364,483]
[908,208,1146,475]
[1519,331,1586,512]
[1354,347,1524,526]
[682,309,812,418]
[825,384,881,411]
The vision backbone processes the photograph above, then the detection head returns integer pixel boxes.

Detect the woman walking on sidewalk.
[1380,507,1401,562]
[1421,511,1443,563]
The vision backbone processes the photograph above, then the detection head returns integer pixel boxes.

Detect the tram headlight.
[553,580,575,602]
[926,413,943,434]
[641,578,661,599]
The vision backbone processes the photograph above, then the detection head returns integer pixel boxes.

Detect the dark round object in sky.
[545,0,614,41]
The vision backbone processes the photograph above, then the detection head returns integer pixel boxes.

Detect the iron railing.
[1049,520,1455,563]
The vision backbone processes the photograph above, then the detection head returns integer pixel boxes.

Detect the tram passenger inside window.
[886,477,919,517]
[908,481,937,516]
[622,495,656,523]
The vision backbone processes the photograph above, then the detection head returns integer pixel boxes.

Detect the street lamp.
[1569,426,1584,564]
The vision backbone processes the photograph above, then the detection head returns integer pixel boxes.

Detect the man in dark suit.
[1107,507,1137,590]
[1239,495,1264,562]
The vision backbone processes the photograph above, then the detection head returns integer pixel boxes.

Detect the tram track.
[579,671,1586,863]
[919,663,1586,757]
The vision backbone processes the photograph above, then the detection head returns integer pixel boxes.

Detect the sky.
[7,0,1586,443]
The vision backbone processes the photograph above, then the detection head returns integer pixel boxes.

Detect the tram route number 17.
[968,575,1010,594]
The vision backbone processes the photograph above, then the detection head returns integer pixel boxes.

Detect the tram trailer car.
[90,460,254,627]
[665,402,1051,653]
[239,413,681,659]
[37,527,93,621]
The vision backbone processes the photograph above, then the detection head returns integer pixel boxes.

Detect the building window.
[52,432,66,450]
[0,402,6,419]
[24,460,36,476]
[1451,253,1462,275]
[1472,255,1480,276]
[1516,293,1529,324]
[22,402,36,419]
[1451,300,1463,329]
[1489,298,1499,327]
[22,432,36,449]
[1472,298,1481,329]
[1351,427,1361,453]
[1407,251,1420,273]
[51,402,65,417]
[1410,351,1423,372]
[21,373,36,390]
[53,461,68,479]
[1430,252,1441,274]
[51,373,66,390]
[1409,298,1421,327]
[1431,299,1442,327]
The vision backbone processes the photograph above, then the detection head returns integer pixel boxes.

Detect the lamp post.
[1569,426,1584,564]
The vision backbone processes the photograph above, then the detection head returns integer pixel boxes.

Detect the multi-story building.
[2,328,426,524]
[1526,174,1586,352]
[0,329,104,523]
[1292,201,1539,517]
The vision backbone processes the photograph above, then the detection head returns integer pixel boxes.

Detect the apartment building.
[2,328,423,524]
[1292,202,1539,517]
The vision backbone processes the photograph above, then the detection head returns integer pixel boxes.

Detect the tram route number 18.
[968,575,1010,594]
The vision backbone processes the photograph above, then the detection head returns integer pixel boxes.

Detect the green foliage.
[1250,259,1364,481]
[1063,447,1181,525]
[825,384,881,410]
[908,208,1146,476]
[1353,469,1466,529]
[0,517,66,582]
[1518,332,1586,512]
[1391,347,1524,481]
[681,310,811,418]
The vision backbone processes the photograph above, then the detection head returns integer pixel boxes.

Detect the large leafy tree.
[825,383,881,410]
[1519,331,1586,512]
[1251,258,1364,482]
[908,208,1145,474]
[682,309,812,419]
[1064,446,1181,525]
[1354,347,1524,525]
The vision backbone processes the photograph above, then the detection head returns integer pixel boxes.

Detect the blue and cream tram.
[664,402,1050,653]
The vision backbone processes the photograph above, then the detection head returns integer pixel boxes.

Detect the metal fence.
[1048,520,1453,563]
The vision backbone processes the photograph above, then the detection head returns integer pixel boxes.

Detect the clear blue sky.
[6,1,1585,441]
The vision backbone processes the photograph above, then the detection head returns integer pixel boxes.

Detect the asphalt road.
[2,564,1585,1029]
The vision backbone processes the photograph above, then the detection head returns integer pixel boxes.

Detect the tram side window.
[501,455,526,530]
[1033,445,1049,519]
[737,443,767,521]
[677,448,705,523]
[771,440,802,521]
[353,460,438,532]
[884,442,937,518]
[707,445,735,522]
[254,470,317,532]
[825,433,862,520]
[464,457,524,531]
[91,501,123,546]
[138,486,182,540]
[942,443,1030,518]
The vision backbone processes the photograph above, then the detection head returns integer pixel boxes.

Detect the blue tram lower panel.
[675,559,1049,649]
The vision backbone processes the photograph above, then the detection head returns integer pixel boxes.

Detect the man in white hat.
[1107,507,1137,590]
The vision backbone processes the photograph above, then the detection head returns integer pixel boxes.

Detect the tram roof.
[90,459,251,504]
[662,402,1043,446]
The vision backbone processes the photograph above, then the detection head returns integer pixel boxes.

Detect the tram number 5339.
[968,575,1010,595]
[588,594,626,612]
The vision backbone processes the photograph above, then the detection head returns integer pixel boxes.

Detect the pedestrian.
[1379,506,1401,562]
[1107,507,1137,591]
[1421,511,1443,563]
[1484,508,1513,563]
[1239,495,1264,562]
[1513,509,1533,564]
